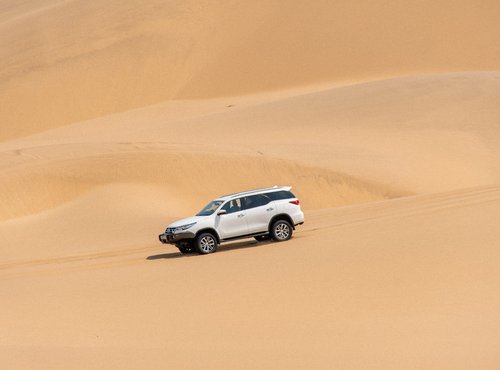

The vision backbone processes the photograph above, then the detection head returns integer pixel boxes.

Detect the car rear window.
[242,194,271,209]
[265,190,296,200]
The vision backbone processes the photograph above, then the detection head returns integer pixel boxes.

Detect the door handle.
[237,214,245,218]
[266,208,274,211]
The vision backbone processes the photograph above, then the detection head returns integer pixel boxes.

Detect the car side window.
[221,198,242,214]
[242,194,271,210]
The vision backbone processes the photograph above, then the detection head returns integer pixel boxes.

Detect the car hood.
[168,215,208,228]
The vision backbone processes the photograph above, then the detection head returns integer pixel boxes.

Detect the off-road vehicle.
[158,186,304,254]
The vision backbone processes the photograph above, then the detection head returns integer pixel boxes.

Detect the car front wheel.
[176,241,195,254]
[196,233,218,254]
[271,220,293,242]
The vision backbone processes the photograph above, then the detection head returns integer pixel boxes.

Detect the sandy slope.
[2,0,500,139]
[1,73,499,223]
[1,186,499,369]
[1,1,500,369]
[1,72,500,369]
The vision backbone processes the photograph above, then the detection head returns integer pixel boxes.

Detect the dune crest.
[0,149,399,221]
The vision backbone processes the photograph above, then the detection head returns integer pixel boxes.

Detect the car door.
[215,198,248,239]
[242,194,277,234]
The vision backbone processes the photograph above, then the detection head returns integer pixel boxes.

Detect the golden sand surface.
[1,1,499,369]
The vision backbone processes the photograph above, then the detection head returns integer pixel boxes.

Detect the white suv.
[159,186,304,254]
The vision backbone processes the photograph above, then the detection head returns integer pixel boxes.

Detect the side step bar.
[220,232,269,243]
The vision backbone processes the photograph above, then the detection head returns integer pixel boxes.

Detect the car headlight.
[173,222,196,232]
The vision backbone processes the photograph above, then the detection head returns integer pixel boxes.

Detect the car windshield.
[196,200,223,216]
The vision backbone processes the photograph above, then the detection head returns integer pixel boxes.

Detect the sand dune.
[1,73,499,223]
[0,155,396,265]
[1,1,500,369]
[1,186,499,369]
[1,72,500,369]
[2,0,500,140]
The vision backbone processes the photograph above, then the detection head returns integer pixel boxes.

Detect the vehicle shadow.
[146,239,273,260]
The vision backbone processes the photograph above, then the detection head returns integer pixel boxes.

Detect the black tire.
[195,233,218,254]
[254,235,270,242]
[270,220,293,242]
[176,241,195,254]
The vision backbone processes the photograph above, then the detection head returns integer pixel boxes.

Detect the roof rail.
[222,185,291,199]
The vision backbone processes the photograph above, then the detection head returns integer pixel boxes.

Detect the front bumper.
[158,231,196,245]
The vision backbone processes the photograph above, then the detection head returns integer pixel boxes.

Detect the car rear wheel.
[271,220,293,242]
[196,233,218,254]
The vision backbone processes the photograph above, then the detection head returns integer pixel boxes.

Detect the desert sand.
[1,1,500,369]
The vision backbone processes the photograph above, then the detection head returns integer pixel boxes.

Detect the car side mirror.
[217,209,227,216]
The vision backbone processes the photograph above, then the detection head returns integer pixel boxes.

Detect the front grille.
[165,228,175,234]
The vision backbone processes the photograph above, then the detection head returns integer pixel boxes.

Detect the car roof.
[216,186,292,201]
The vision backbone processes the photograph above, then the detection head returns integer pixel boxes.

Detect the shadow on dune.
[146,239,272,260]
